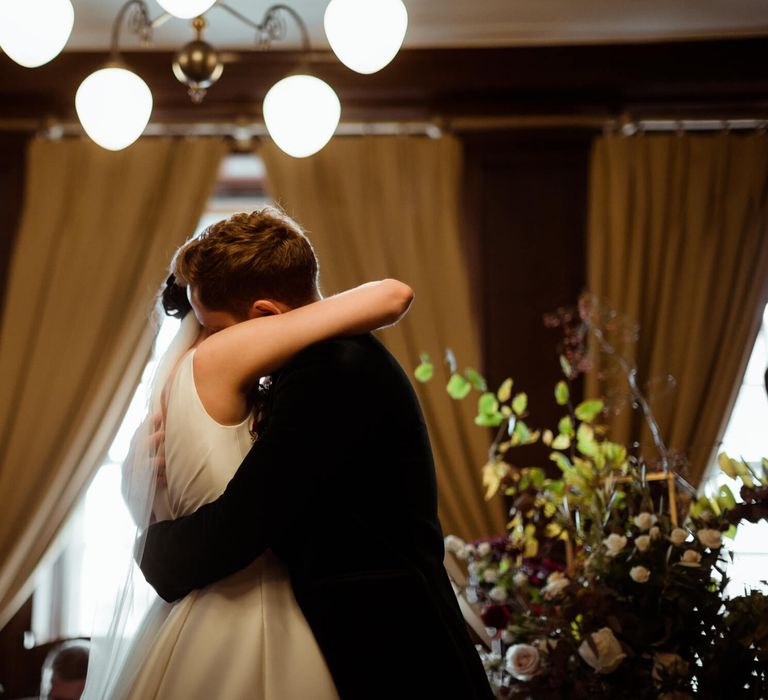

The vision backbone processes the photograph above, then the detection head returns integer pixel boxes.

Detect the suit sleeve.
[139,346,343,602]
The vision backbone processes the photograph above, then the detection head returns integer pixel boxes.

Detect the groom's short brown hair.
[172,205,320,314]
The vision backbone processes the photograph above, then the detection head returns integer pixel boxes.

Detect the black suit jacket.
[139,333,494,699]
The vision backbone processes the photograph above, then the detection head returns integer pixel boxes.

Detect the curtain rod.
[0,115,766,139]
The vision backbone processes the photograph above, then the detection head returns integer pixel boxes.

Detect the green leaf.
[560,354,573,378]
[545,479,565,497]
[475,412,504,427]
[414,362,434,383]
[529,467,546,488]
[512,392,528,416]
[558,415,575,438]
[718,452,738,478]
[514,420,531,443]
[577,438,599,458]
[446,373,471,399]
[717,484,737,511]
[555,380,569,406]
[478,392,499,416]
[499,557,511,574]
[601,441,627,466]
[550,451,572,472]
[497,378,513,403]
[552,434,571,450]
[542,429,554,446]
[465,367,488,392]
[574,399,604,422]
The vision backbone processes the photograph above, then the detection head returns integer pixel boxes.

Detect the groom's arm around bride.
[140,331,494,699]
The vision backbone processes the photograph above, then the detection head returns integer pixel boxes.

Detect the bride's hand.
[121,413,167,522]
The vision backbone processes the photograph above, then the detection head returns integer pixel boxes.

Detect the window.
[30,155,269,645]
[702,302,768,597]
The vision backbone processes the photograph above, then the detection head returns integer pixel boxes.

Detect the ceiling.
[69,0,768,51]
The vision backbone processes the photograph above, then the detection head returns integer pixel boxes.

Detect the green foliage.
[555,380,570,406]
[574,399,604,421]
[497,377,513,403]
[464,367,487,391]
[414,362,433,382]
[511,392,528,416]
[446,373,472,399]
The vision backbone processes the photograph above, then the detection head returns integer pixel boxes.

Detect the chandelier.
[0,0,409,157]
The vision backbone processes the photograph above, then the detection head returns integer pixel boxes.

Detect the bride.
[82,208,413,699]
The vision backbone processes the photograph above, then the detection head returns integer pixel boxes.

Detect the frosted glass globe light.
[324,0,407,75]
[156,0,217,19]
[263,75,340,158]
[0,0,74,68]
[76,67,153,151]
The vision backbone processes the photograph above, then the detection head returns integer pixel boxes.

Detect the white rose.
[477,542,492,557]
[679,549,702,567]
[669,528,688,547]
[483,567,500,583]
[504,644,541,681]
[697,528,722,549]
[630,565,651,583]
[513,572,528,588]
[603,533,628,557]
[633,512,658,530]
[444,535,468,559]
[649,526,661,540]
[635,535,651,552]
[542,571,570,600]
[578,627,627,674]
[489,586,508,602]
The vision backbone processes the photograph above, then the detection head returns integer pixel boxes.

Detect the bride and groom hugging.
[85,207,494,699]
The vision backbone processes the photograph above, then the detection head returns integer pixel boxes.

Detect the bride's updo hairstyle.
[171,205,320,316]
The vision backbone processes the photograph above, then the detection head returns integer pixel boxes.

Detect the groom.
[139,208,494,699]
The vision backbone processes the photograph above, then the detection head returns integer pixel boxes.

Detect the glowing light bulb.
[156,0,217,19]
[324,0,407,74]
[263,75,340,158]
[76,67,153,151]
[0,0,74,68]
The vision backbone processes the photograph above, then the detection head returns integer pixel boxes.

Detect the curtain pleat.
[586,133,768,485]
[260,135,506,540]
[0,137,227,628]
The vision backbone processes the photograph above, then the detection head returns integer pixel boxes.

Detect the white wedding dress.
[112,348,340,700]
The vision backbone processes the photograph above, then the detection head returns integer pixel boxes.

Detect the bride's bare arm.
[193,279,413,422]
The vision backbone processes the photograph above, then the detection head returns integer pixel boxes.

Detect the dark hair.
[161,273,192,319]
[40,639,90,695]
[171,205,320,315]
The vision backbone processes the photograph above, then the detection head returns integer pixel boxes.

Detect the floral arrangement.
[417,294,768,699]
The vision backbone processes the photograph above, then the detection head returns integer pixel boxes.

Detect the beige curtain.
[586,132,768,485]
[260,135,506,540]
[0,137,226,628]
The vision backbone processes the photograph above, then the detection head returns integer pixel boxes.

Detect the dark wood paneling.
[1,38,767,124]
[0,597,35,698]
[462,130,591,467]
[0,133,29,307]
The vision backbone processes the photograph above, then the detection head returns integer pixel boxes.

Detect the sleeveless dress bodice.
[164,349,254,518]
[118,350,340,700]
